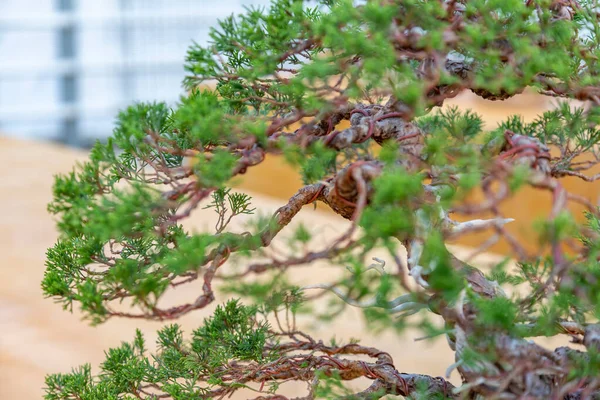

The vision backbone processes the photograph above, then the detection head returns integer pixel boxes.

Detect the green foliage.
[172,90,235,145]
[421,234,464,302]
[313,370,357,398]
[418,107,484,142]
[472,296,520,333]
[205,188,255,217]
[194,150,238,187]
[191,300,273,368]
[43,225,187,324]
[361,168,423,240]
[113,102,171,153]
[283,141,338,184]
[44,301,273,399]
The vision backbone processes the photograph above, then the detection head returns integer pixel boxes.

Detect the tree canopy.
[43,0,600,398]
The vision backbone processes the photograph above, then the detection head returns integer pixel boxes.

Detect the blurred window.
[0,0,269,146]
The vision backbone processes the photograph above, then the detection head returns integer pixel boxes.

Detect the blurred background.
[0,0,269,146]
[0,1,598,399]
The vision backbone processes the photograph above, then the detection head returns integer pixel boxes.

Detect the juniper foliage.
[44,0,600,398]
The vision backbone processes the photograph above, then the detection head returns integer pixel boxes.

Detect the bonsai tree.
[43,0,600,398]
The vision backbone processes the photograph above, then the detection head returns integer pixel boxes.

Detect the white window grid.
[0,0,269,147]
